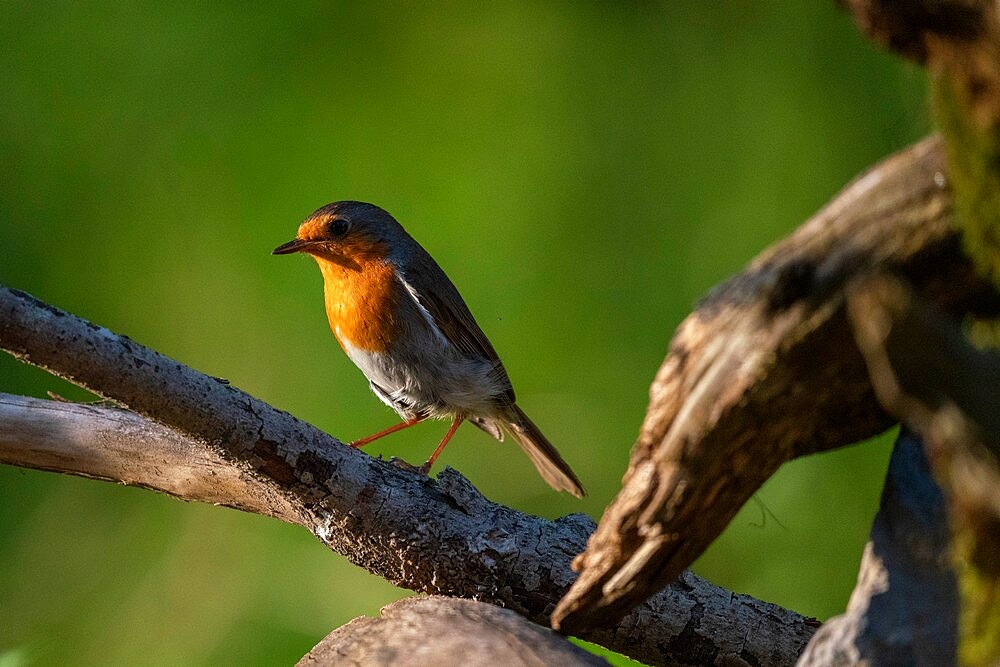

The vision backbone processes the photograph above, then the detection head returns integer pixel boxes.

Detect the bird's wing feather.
[399,249,515,405]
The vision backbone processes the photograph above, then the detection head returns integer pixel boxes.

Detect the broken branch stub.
[553,135,1000,633]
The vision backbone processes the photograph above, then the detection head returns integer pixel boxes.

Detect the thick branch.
[848,274,1000,664]
[298,596,607,666]
[0,287,817,666]
[845,0,1000,286]
[0,393,301,522]
[797,429,958,665]
[553,136,1000,632]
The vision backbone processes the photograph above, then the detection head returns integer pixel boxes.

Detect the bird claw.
[388,457,432,477]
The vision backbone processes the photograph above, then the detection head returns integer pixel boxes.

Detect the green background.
[1,2,926,665]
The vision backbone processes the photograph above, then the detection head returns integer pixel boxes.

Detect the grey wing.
[398,249,516,407]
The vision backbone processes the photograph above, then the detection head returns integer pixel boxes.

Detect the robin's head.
[272,201,409,268]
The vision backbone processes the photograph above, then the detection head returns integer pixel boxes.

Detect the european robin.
[273,201,585,497]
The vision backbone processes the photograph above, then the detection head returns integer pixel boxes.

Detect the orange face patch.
[295,218,333,242]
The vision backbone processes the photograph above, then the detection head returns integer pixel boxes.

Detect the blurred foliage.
[1,2,928,665]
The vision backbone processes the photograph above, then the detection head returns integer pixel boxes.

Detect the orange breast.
[315,249,401,353]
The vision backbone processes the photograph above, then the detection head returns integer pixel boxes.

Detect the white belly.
[342,338,505,420]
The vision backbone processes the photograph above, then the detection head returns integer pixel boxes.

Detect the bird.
[272,201,585,497]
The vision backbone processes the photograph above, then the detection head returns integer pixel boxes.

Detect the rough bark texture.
[0,287,818,667]
[0,393,300,521]
[553,136,1000,633]
[837,0,1000,661]
[846,0,1000,289]
[797,429,958,666]
[297,596,608,666]
[848,275,1000,664]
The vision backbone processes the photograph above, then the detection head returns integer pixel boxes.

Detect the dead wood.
[0,286,817,666]
[848,274,1000,663]
[552,136,1000,633]
[297,596,607,666]
[796,429,958,666]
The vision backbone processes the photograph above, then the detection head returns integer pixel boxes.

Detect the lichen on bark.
[933,73,1000,292]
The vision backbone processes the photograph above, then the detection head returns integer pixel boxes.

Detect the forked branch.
[0,285,816,666]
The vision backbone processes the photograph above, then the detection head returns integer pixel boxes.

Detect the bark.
[797,429,958,666]
[297,596,607,666]
[552,135,1000,633]
[843,3,1000,658]
[848,275,1000,664]
[0,287,818,667]
[0,393,300,521]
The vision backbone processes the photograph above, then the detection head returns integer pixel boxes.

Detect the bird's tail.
[502,404,585,498]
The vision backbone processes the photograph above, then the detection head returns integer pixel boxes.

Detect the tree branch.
[0,393,301,522]
[553,135,1000,633]
[847,274,1000,663]
[556,0,1000,637]
[797,429,958,665]
[298,596,608,666]
[0,286,817,666]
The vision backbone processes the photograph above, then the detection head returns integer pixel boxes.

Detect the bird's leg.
[419,416,464,474]
[350,417,424,448]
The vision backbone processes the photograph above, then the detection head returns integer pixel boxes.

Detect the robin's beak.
[272,238,317,255]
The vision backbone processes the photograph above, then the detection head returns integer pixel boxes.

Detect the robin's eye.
[327,219,349,237]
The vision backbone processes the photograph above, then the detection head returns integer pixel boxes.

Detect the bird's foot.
[388,457,432,477]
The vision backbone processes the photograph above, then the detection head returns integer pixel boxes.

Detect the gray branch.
[0,393,300,522]
[0,286,817,666]
[847,274,1000,663]
[797,429,958,666]
[298,596,608,666]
